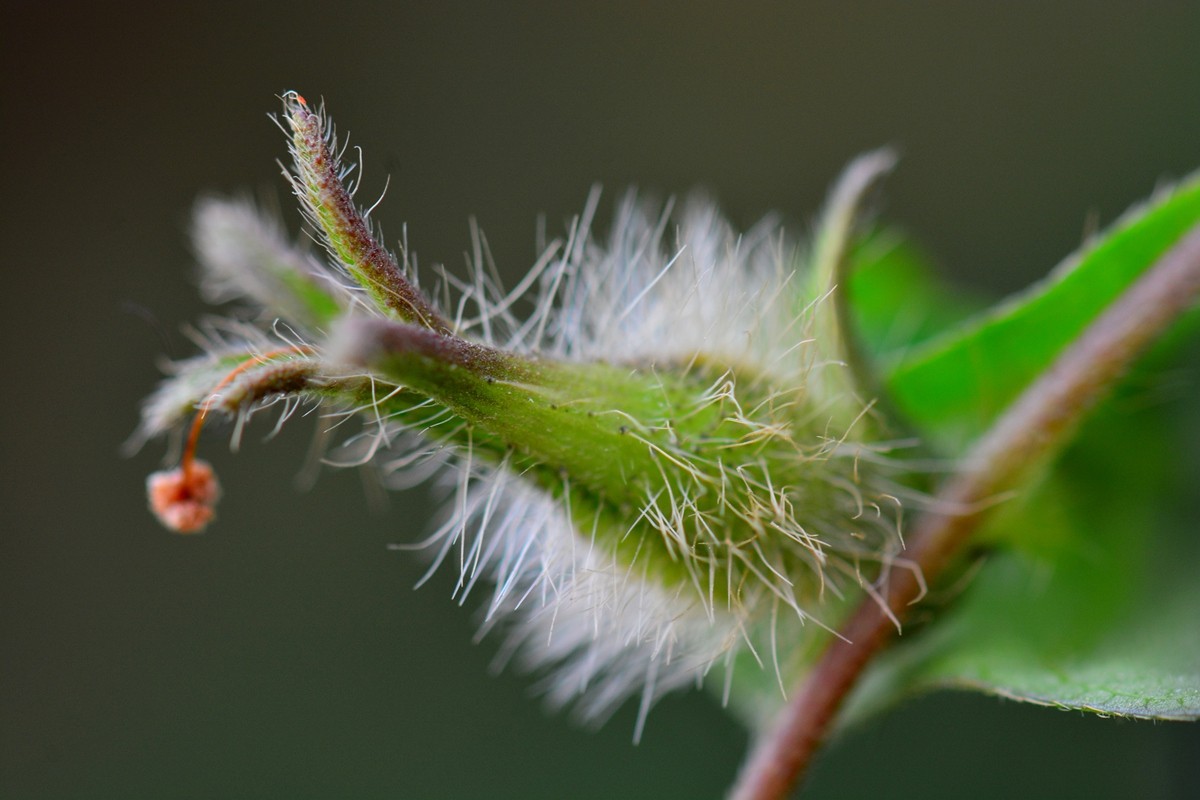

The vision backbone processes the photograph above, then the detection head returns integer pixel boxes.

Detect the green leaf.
[921,553,1200,720]
[842,395,1200,725]
[847,230,978,358]
[883,173,1200,450]
[844,512,1200,724]
[845,555,1200,724]
[833,178,1200,728]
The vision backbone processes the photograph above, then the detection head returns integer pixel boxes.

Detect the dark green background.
[3,3,1198,798]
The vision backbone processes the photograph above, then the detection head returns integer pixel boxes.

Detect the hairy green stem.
[728,222,1200,800]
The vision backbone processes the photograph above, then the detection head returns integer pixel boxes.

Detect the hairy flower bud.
[138,93,918,737]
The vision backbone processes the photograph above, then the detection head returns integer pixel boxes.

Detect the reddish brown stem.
[729,223,1200,800]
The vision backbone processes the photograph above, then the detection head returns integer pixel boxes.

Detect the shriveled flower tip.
[147,461,221,534]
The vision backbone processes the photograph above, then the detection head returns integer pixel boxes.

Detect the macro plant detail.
[138,93,1200,797]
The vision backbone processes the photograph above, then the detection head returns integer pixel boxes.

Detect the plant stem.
[728,223,1200,800]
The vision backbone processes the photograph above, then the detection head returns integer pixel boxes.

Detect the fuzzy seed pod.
[139,94,919,737]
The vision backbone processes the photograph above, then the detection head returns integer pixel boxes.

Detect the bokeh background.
[3,3,1199,798]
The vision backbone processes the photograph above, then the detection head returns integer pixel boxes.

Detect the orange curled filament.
[148,346,314,534]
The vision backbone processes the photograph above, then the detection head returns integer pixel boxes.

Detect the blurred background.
[3,2,1198,798]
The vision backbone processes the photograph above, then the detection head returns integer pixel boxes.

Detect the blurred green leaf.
[832,177,1200,727]
[844,407,1200,723]
[883,173,1200,451]
[848,230,978,358]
